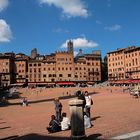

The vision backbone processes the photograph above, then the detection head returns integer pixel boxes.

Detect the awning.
[10,83,24,86]
[110,79,140,84]
[56,82,75,85]
[28,82,55,85]
[128,79,140,83]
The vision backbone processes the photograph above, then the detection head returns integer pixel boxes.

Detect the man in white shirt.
[84,91,92,117]
[61,112,70,131]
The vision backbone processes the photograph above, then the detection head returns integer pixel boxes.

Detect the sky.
[0,0,140,58]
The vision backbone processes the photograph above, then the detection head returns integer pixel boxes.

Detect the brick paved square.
[0,87,140,140]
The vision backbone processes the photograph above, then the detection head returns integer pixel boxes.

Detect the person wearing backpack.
[84,91,93,118]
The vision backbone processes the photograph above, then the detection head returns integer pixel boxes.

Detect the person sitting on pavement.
[61,112,70,131]
[47,115,61,133]
[22,97,28,106]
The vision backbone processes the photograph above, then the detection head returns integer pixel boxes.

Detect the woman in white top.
[84,91,92,117]
[61,112,70,131]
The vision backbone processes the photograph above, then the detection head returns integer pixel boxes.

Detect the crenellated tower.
[67,40,73,54]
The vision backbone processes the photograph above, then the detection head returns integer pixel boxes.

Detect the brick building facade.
[0,41,102,87]
[107,46,140,84]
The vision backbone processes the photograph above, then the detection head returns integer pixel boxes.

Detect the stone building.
[107,46,140,84]
[14,53,28,85]
[0,40,102,87]
[0,53,15,86]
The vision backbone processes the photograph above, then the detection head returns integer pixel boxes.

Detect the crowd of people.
[129,86,140,98]
[47,90,93,133]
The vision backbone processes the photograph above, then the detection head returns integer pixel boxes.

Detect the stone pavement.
[111,130,140,140]
[0,86,140,140]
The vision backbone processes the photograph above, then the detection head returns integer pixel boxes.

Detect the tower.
[67,40,73,53]
[31,48,37,59]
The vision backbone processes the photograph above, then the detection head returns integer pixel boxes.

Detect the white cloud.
[0,0,9,12]
[104,24,122,31]
[61,37,99,49]
[39,0,88,18]
[0,19,12,42]
[74,51,78,56]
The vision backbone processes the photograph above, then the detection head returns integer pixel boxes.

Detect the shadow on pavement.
[91,116,101,122]
[1,133,104,140]
[0,135,18,140]
[0,126,11,130]
[0,92,99,107]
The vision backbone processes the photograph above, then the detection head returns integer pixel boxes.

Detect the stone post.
[69,99,86,140]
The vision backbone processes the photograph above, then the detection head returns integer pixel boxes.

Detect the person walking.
[54,98,63,122]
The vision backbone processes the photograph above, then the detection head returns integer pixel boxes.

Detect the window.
[43,74,46,78]
[6,62,9,65]
[68,74,71,77]
[136,58,138,65]
[59,74,63,77]
[38,74,41,78]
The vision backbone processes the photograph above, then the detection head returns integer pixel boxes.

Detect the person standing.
[76,90,86,108]
[84,91,93,117]
[54,98,63,122]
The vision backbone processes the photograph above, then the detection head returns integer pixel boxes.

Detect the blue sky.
[0,0,140,58]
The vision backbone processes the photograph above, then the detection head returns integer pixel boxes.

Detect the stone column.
[69,99,86,140]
